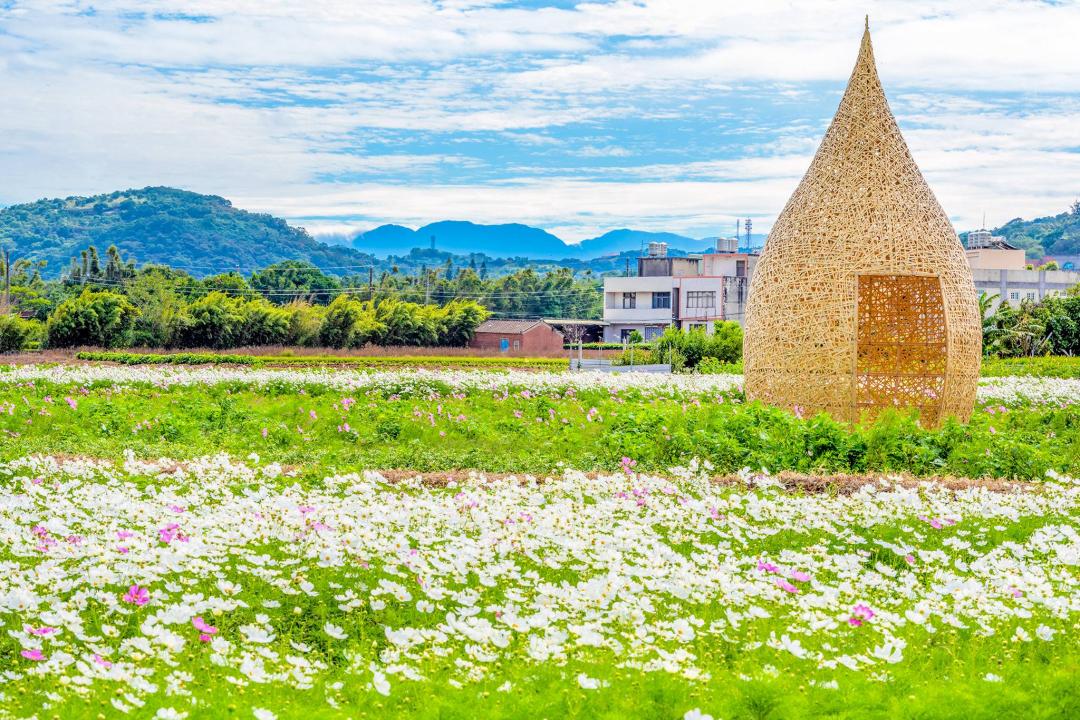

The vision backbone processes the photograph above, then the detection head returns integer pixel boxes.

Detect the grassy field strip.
[54,352,1080,379]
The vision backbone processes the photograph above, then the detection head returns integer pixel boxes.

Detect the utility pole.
[625,258,630,278]
[1,248,9,311]
[368,267,374,301]
[745,218,752,251]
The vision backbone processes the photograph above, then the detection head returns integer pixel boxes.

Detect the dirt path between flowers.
[17,454,1042,494]
[376,469,1038,494]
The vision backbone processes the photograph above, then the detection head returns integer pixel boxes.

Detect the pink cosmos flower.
[26,626,57,636]
[791,570,812,583]
[852,603,875,620]
[117,530,135,540]
[192,616,218,641]
[904,554,916,565]
[776,579,799,594]
[757,560,780,574]
[64,396,77,410]
[309,410,318,420]
[21,649,45,661]
[168,505,186,514]
[92,654,113,668]
[261,427,268,439]
[123,585,150,606]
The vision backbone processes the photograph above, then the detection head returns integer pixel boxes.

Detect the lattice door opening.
[856,274,948,425]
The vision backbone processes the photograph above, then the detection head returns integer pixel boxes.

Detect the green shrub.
[0,314,43,353]
[177,292,246,349]
[697,357,743,374]
[654,323,743,368]
[285,302,326,347]
[46,290,137,349]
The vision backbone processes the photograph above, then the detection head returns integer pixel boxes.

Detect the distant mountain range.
[0,187,376,278]
[23,186,1071,277]
[986,203,1080,259]
[352,221,762,259]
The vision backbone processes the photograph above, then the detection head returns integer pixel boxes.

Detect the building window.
[1026,291,1036,300]
[513,340,521,351]
[736,260,746,278]
[687,323,707,332]
[736,281,745,304]
[1009,292,1019,300]
[652,291,671,309]
[622,292,636,309]
[685,291,716,309]
[620,329,636,341]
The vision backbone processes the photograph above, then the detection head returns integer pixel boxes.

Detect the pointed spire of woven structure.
[743,21,981,425]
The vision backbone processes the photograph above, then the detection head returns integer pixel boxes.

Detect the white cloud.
[0,0,1077,241]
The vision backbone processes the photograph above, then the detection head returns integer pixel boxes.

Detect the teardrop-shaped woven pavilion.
[743,20,981,425]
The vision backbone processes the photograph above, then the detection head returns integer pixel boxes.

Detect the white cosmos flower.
[780,634,807,659]
[324,623,348,640]
[870,638,906,664]
[672,619,696,643]
[154,709,187,720]
[239,625,275,644]
[577,673,602,690]
[372,669,391,696]
[684,710,714,720]
[1036,625,1056,641]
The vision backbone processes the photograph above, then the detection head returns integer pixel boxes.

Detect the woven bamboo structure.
[743,20,981,426]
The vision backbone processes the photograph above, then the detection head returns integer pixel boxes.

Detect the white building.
[972,267,1080,311]
[601,241,758,342]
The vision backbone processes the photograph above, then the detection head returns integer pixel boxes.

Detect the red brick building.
[469,319,565,355]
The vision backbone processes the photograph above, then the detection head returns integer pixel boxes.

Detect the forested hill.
[0,187,375,277]
[992,202,1080,258]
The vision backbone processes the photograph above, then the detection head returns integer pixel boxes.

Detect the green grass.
[980,355,1080,378]
[0,378,1075,480]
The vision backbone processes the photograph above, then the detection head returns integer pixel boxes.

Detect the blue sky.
[1,0,1079,242]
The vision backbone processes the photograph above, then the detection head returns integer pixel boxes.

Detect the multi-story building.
[963,228,1080,308]
[601,240,759,342]
[972,267,1080,310]
[965,229,1026,271]
[599,229,1079,342]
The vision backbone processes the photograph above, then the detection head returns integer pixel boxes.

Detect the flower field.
[0,364,1078,719]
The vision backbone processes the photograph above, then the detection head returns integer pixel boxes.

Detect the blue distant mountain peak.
[353,221,719,259]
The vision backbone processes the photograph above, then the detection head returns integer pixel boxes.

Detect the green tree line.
[1,248,522,351]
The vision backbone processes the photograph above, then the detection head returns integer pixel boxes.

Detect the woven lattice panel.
[855,274,947,424]
[743,22,981,425]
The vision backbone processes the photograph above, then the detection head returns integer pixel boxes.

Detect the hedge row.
[75,351,569,370]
